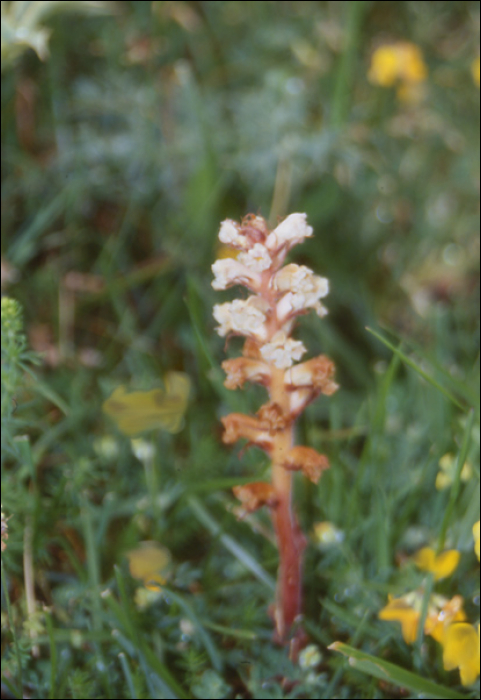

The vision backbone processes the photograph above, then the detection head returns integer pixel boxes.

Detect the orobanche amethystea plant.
[212,213,339,655]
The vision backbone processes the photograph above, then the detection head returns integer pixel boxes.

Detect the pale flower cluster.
[212,213,328,370]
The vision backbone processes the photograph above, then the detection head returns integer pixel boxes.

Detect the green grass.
[1,1,479,698]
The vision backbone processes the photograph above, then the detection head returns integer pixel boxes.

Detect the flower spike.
[212,213,338,657]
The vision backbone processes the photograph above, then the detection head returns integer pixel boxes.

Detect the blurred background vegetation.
[1,2,479,698]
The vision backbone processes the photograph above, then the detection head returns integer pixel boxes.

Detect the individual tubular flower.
[274,264,329,322]
[265,213,313,253]
[220,413,274,452]
[259,330,306,369]
[232,482,278,512]
[211,258,262,291]
[282,446,330,484]
[285,355,339,416]
[218,219,249,249]
[238,243,272,272]
[221,357,272,390]
[213,296,269,340]
[212,212,338,656]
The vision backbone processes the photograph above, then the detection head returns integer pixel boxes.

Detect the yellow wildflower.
[472,57,480,87]
[443,623,480,686]
[413,547,460,580]
[379,591,466,645]
[473,521,480,562]
[126,541,172,591]
[102,372,190,436]
[368,42,427,87]
[424,594,466,643]
[378,592,423,644]
[435,452,472,490]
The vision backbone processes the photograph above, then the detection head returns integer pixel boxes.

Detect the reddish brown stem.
[271,490,307,643]
[269,366,307,652]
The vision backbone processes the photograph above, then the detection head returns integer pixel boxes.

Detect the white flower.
[218,220,248,249]
[274,264,326,295]
[238,243,272,272]
[298,644,322,670]
[213,297,268,339]
[211,259,261,291]
[274,264,329,321]
[130,438,155,462]
[266,213,313,252]
[260,331,306,369]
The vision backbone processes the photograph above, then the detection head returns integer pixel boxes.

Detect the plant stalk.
[270,367,307,653]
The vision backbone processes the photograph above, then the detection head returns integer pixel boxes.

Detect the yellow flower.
[102,372,190,436]
[474,521,480,562]
[378,592,422,644]
[126,541,172,591]
[413,547,460,580]
[368,42,427,88]
[435,453,472,490]
[473,520,479,561]
[472,57,480,87]
[424,594,466,643]
[443,623,480,686]
[379,592,466,645]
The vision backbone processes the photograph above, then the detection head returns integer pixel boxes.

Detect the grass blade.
[329,642,468,699]
[366,327,467,410]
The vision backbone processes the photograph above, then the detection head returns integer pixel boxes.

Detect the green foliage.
[1,1,480,698]
[1,296,40,459]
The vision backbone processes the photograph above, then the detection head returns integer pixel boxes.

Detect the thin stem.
[330,0,367,128]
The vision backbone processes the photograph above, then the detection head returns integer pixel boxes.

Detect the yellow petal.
[103,372,190,436]
[473,521,480,562]
[426,595,466,643]
[472,57,480,87]
[126,541,172,590]
[413,547,460,580]
[399,43,427,84]
[379,597,420,644]
[368,46,400,86]
[368,42,427,88]
[436,453,473,489]
[443,623,480,686]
